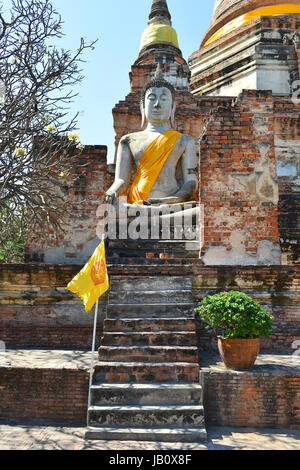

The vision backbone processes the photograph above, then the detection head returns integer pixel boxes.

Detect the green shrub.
[195,290,273,339]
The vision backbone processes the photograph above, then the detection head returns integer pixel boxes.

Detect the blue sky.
[50,0,215,162]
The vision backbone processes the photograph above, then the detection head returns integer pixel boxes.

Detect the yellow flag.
[66,240,109,312]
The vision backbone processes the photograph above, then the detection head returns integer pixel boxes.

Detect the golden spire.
[140,0,179,52]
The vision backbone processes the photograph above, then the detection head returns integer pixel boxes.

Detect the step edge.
[88,405,204,411]
[104,318,195,322]
[104,329,195,333]
[85,425,207,437]
[107,303,195,306]
[91,383,202,389]
[95,361,199,367]
[99,345,198,349]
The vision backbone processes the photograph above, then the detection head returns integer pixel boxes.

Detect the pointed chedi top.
[148,0,171,24]
[140,0,179,53]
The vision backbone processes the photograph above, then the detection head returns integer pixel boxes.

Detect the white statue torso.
[123,130,195,198]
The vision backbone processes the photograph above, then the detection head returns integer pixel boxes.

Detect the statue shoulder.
[119,131,146,147]
[119,134,131,147]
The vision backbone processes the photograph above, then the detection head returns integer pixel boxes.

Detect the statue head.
[140,64,176,128]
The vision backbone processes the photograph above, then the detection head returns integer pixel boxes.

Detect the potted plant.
[195,291,273,370]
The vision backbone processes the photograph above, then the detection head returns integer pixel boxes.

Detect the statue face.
[144,86,173,124]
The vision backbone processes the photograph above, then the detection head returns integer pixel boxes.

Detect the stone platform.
[200,352,300,429]
[0,349,299,430]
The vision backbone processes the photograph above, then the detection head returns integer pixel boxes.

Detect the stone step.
[107,241,199,253]
[109,240,200,250]
[109,276,192,292]
[98,345,199,363]
[101,331,197,346]
[109,290,192,304]
[90,383,203,406]
[88,404,205,427]
[107,258,201,266]
[108,251,199,259]
[94,361,199,383]
[85,425,207,442]
[103,317,196,332]
[106,303,195,318]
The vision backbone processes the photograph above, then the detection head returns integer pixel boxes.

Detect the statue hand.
[105,190,118,205]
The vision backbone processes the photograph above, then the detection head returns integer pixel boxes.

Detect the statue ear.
[170,102,176,129]
[140,101,146,129]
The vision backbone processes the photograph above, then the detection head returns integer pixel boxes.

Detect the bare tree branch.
[0,0,97,262]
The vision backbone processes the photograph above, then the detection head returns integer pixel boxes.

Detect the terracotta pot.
[217,337,260,371]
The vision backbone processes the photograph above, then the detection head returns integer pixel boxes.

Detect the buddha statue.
[105,65,198,210]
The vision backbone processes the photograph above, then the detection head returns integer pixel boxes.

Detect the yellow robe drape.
[127,130,181,205]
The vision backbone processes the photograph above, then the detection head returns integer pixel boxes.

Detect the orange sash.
[127,130,181,205]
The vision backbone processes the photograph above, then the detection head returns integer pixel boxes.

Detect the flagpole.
[87,297,99,426]
[86,234,106,426]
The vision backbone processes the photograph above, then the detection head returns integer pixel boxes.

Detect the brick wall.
[108,263,300,353]
[189,15,300,266]
[198,90,300,265]
[192,265,300,353]
[202,368,300,429]
[0,368,89,425]
[25,145,110,265]
[200,90,280,265]
[0,264,107,350]
[0,263,299,352]
[274,98,300,264]
[1,359,298,428]
[1,263,299,352]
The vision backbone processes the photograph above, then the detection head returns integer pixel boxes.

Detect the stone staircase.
[85,275,207,442]
[107,239,201,260]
